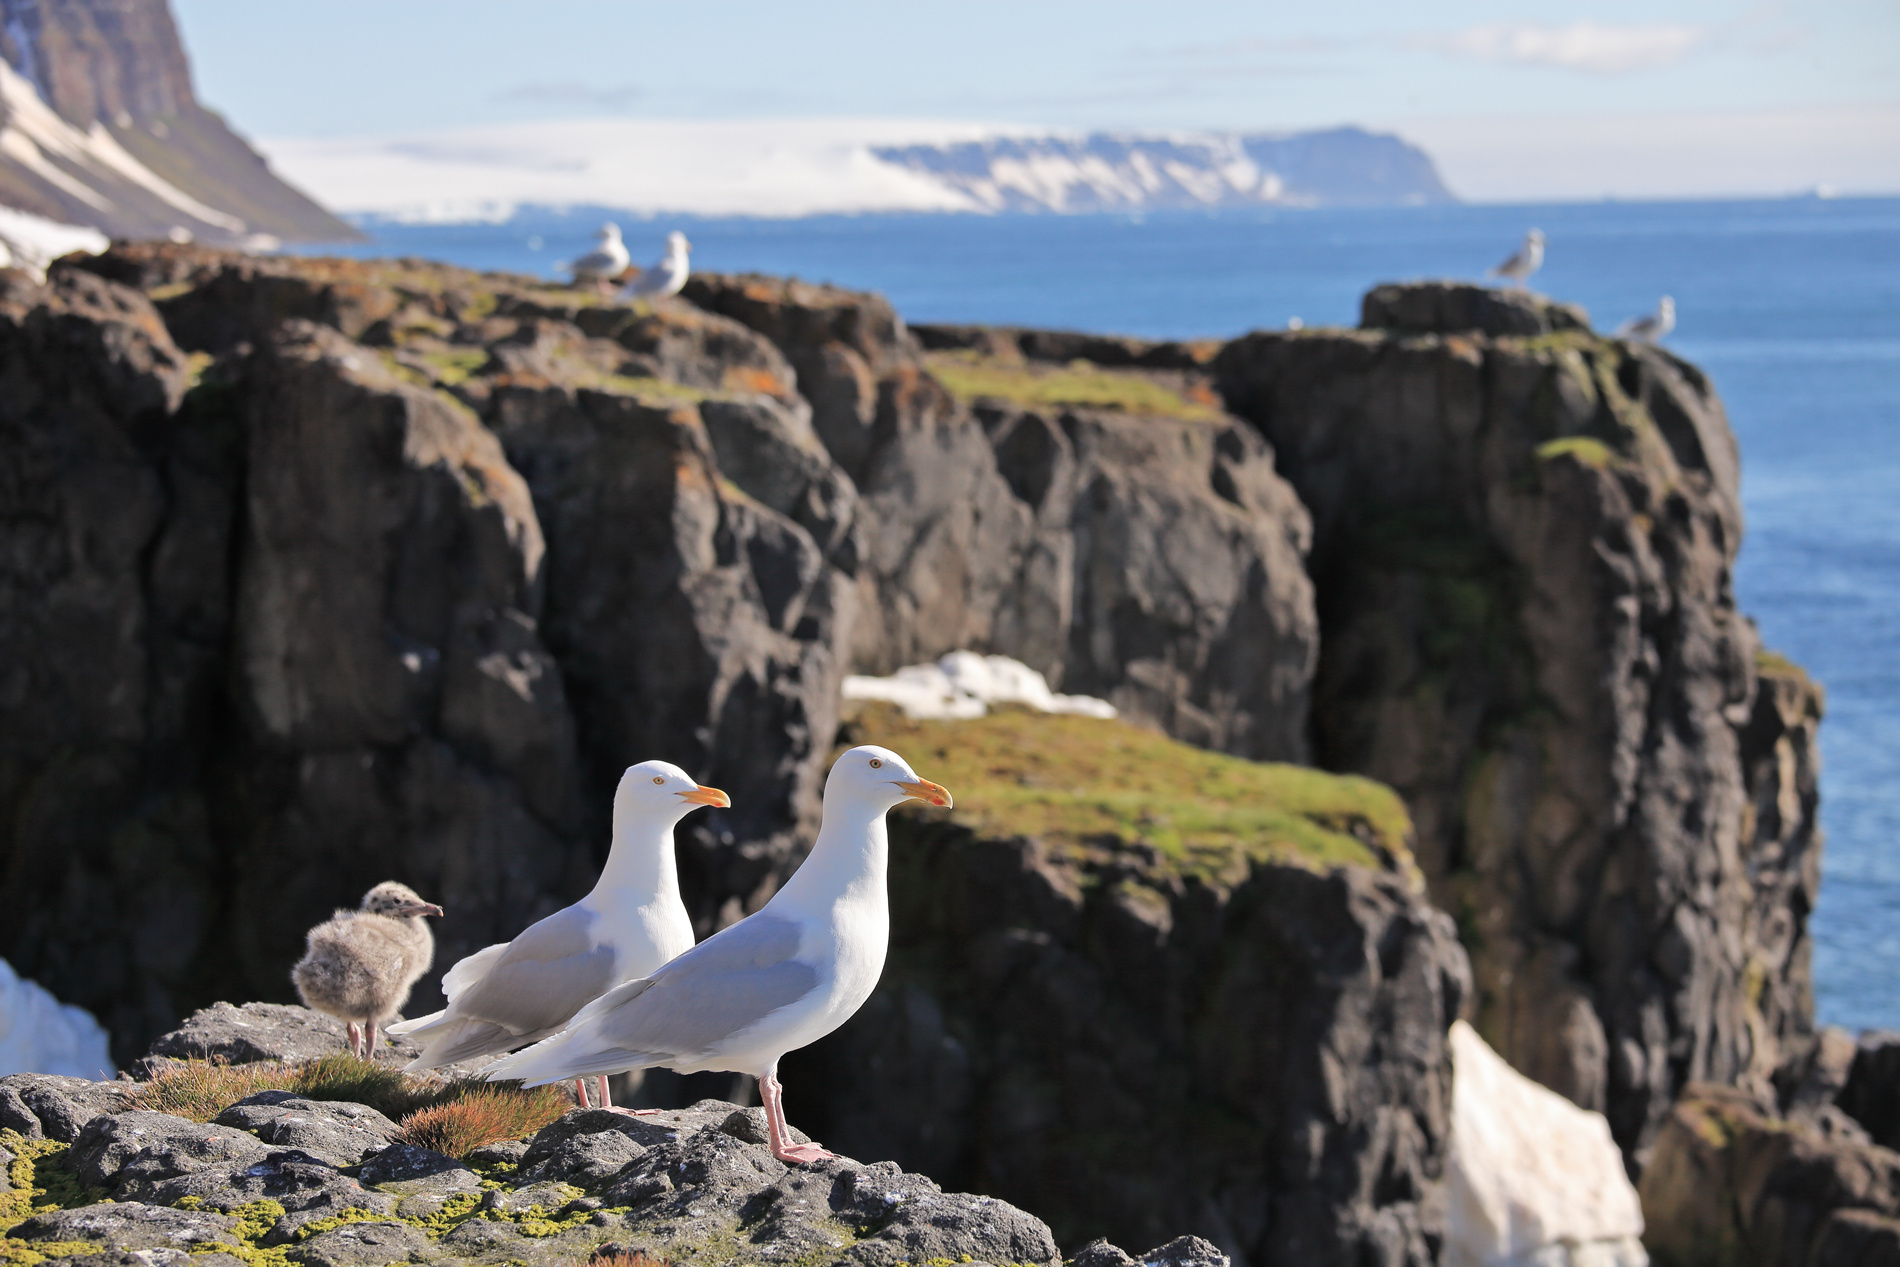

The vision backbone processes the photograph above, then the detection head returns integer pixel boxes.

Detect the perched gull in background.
[390,762,727,1108]
[293,881,443,1059]
[1488,229,1545,289]
[483,745,953,1161]
[621,231,692,302]
[569,221,631,293]
[1615,295,1675,343]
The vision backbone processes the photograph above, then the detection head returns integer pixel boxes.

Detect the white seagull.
[569,222,631,293]
[1488,229,1545,289]
[388,761,727,1109]
[1616,295,1675,343]
[621,231,692,303]
[482,745,953,1163]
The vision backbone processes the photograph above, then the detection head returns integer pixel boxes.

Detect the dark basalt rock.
[284,1220,438,1267]
[0,1074,133,1142]
[9,1202,241,1253]
[139,1148,398,1244]
[67,1109,271,1196]
[1639,1083,1900,1267]
[1359,280,1591,337]
[143,1002,428,1071]
[1214,289,1820,1167]
[1842,1032,1900,1152]
[213,1091,398,1166]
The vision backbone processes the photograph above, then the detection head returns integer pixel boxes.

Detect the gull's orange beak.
[677,785,732,808]
[895,778,953,809]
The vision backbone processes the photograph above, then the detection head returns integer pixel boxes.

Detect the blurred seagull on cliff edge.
[389,762,727,1109]
[620,231,692,303]
[1616,296,1676,343]
[293,881,443,1059]
[483,746,953,1161]
[1488,229,1545,289]
[568,221,631,293]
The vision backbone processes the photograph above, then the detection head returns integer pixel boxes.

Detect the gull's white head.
[1658,295,1675,318]
[598,222,622,242]
[667,231,691,255]
[614,759,731,827]
[1527,228,1545,245]
[825,745,953,812]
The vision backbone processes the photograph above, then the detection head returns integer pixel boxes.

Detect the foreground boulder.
[1638,1084,1900,1266]
[1,1060,1226,1267]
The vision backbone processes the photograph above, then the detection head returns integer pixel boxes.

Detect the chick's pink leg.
[760,1064,834,1164]
[346,1022,362,1058]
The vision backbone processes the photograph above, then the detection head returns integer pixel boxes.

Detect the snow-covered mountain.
[265,121,1455,223]
[872,128,1453,211]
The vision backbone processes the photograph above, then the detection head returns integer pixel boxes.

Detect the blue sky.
[173,1,1899,200]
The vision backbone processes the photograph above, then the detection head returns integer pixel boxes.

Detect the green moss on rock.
[844,704,1416,883]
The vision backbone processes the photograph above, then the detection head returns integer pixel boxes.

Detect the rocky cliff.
[1,245,1830,1261]
[0,0,353,243]
[1209,283,1823,1167]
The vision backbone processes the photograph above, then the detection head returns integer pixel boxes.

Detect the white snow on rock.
[1446,1020,1647,1267]
[0,957,114,1080]
[0,202,107,279]
[843,651,1117,722]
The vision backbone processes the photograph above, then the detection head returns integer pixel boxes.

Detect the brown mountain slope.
[0,0,355,242]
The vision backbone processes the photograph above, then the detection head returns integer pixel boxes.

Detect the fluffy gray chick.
[292,881,443,1058]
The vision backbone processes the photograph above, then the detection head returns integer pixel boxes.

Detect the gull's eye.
[869,758,883,768]
[652,776,665,785]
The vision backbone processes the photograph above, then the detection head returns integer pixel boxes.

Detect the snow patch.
[0,957,114,1080]
[844,652,1117,722]
[1446,1020,1647,1267]
[0,201,107,277]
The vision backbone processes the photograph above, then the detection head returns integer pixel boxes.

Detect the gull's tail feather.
[483,1031,670,1086]
[385,1008,443,1037]
[401,1016,561,1072]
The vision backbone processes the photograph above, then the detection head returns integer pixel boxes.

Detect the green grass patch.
[846,705,1413,881]
[1534,435,1616,468]
[924,351,1227,422]
[581,373,710,404]
[1755,648,1810,682]
[413,347,489,385]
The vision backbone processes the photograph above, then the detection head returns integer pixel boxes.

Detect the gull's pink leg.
[759,1063,834,1164]
[575,1079,591,1108]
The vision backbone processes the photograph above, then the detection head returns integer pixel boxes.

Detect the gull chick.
[483,745,952,1162]
[389,761,726,1108]
[1616,295,1675,343]
[293,881,443,1059]
[569,222,631,294]
[621,231,692,303]
[1488,228,1545,289]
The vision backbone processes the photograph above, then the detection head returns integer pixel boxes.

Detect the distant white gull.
[621,230,692,302]
[483,745,953,1162]
[292,881,443,1059]
[1615,295,1675,344]
[0,957,113,1080]
[390,761,727,1109]
[1488,229,1545,289]
[569,221,631,292]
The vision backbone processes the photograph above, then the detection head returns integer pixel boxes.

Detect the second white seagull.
[388,761,727,1108]
[481,745,952,1162]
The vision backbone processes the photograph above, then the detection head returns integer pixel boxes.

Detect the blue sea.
[317,198,1900,1034]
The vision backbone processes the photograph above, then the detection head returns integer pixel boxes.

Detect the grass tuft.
[130,1053,416,1122]
[925,351,1226,421]
[391,1083,570,1159]
[843,705,1416,883]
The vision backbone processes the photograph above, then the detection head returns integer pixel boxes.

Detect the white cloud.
[1412,22,1712,75]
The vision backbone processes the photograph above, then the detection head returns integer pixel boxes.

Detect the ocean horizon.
[299,194,1900,1034]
